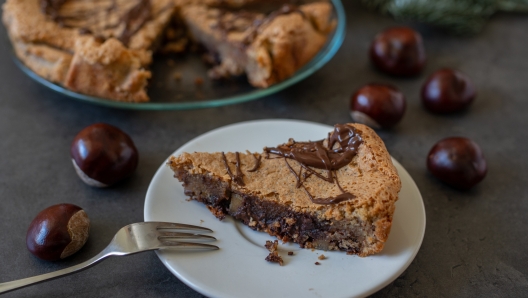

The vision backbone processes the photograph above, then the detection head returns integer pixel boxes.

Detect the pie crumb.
[265,240,283,266]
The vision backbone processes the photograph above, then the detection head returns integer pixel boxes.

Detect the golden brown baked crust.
[3,0,174,51]
[247,2,335,87]
[3,0,334,102]
[181,2,335,87]
[12,40,73,83]
[64,37,151,102]
[184,0,328,9]
[168,123,402,256]
[2,0,173,102]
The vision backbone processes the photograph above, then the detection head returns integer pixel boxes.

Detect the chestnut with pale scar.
[26,204,90,261]
[70,123,138,187]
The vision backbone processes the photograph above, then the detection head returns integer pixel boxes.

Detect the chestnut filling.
[193,3,310,80]
[176,171,369,255]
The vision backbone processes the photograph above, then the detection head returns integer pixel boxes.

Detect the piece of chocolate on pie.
[2,0,335,102]
[168,123,402,257]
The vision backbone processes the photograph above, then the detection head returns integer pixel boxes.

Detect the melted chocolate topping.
[212,4,305,46]
[41,0,67,19]
[214,10,262,34]
[247,154,262,172]
[264,124,363,205]
[119,0,151,45]
[242,4,305,45]
[222,152,245,186]
[40,0,152,46]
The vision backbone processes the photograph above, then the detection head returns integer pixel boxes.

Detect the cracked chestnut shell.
[71,123,138,187]
[350,83,406,129]
[370,27,426,76]
[26,204,90,261]
[421,68,476,113]
[427,137,487,190]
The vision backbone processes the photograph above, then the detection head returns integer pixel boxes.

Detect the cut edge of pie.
[2,0,336,102]
[167,123,402,257]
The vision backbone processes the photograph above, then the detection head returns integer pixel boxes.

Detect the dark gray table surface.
[1,1,528,297]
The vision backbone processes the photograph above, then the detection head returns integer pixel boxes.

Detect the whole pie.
[168,123,402,256]
[2,0,336,102]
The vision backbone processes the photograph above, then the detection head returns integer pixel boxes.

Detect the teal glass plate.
[13,0,345,110]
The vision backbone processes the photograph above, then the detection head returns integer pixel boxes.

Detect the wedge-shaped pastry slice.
[168,123,401,256]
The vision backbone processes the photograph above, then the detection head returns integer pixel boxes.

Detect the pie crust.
[2,0,335,102]
[168,123,402,256]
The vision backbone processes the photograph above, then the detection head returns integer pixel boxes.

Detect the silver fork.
[0,222,218,294]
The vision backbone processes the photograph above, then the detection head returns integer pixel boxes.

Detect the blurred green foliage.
[362,0,528,34]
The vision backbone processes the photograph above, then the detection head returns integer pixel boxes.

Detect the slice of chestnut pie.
[168,123,402,256]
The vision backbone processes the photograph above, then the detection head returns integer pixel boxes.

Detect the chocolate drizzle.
[40,0,152,46]
[222,152,245,186]
[41,0,67,19]
[213,10,263,34]
[247,153,262,172]
[119,0,151,45]
[264,124,363,205]
[241,4,305,45]
[212,4,305,46]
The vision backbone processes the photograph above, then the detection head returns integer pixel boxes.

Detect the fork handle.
[0,251,109,294]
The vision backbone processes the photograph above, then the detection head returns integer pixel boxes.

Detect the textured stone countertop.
[1,1,527,297]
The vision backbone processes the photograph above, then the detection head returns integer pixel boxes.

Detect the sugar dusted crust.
[168,123,401,256]
[3,0,335,102]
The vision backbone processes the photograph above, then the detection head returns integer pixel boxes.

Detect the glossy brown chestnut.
[427,137,487,190]
[26,204,90,261]
[370,27,426,76]
[71,123,138,187]
[421,68,476,113]
[350,83,406,129]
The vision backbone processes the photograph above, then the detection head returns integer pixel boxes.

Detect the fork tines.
[155,222,213,233]
[158,232,216,241]
[153,222,219,250]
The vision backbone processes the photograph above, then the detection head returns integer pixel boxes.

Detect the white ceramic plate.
[144,119,426,298]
